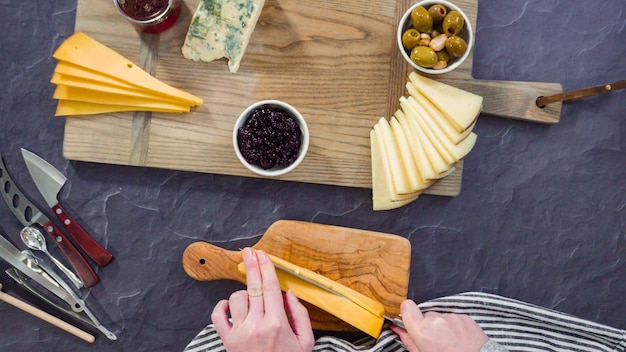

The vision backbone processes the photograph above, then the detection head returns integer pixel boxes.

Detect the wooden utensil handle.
[536,80,626,107]
[0,283,95,343]
[53,204,113,267]
[43,221,100,288]
[182,242,245,283]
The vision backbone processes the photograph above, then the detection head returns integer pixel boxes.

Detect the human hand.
[390,299,489,352]
[211,247,315,352]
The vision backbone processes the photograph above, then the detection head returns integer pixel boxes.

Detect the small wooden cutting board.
[182,220,411,332]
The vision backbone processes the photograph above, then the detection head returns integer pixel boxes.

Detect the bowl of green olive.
[398,0,473,74]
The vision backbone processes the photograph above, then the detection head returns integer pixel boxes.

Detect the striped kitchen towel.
[183,292,626,352]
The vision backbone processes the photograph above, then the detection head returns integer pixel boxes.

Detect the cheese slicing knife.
[21,149,113,267]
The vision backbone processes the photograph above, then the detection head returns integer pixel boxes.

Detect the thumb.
[285,290,315,350]
[400,299,424,327]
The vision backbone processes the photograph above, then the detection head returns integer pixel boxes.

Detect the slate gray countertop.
[0,0,624,351]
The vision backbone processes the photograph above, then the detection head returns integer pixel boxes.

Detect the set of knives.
[0,149,117,340]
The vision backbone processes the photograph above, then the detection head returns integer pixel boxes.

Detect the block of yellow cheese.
[237,256,385,337]
[53,85,190,112]
[53,32,202,107]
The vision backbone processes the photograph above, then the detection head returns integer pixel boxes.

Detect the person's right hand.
[390,299,489,352]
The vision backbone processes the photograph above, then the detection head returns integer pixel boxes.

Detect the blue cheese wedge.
[182,0,266,73]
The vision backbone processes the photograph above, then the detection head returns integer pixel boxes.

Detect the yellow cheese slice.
[50,73,188,106]
[408,72,482,133]
[53,86,190,112]
[238,259,385,337]
[374,118,413,196]
[371,129,419,210]
[389,117,430,192]
[406,83,475,144]
[55,100,186,116]
[404,96,476,163]
[55,61,138,90]
[394,110,438,183]
[53,32,202,106]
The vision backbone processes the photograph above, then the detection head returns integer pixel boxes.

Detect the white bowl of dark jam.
[233,100,309,177]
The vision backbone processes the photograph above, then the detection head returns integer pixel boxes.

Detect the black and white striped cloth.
[183,292,626,352]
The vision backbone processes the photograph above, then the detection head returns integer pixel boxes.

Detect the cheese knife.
[21,149,113,267]
[0,153,99,288]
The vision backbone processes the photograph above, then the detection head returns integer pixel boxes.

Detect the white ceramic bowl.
[397,0,474,74]
[233,100,309,177]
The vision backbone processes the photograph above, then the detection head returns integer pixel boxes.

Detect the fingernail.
[242,247,254,261]
[257,250,269,263]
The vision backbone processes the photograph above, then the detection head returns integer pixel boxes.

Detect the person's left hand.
[211,247,315,352]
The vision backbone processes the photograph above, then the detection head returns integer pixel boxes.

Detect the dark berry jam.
[237,104,303,170]
[114,0,181,34]
[117,0,167,20]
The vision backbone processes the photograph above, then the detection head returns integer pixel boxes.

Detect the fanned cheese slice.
[389,117,430,192]
[406,82,475,144]
[371,129,419,210]
[53,32,202,106]
[238,257,385,337]
[394,110,438,183]
[182,0,266,73]
[375,118,413,196]
[408,72,481,132]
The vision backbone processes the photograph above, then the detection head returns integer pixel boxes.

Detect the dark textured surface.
[0,0,624,351]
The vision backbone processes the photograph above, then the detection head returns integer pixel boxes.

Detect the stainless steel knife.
[271,260,406,329]
[21,149,113,267]
[0,153,99,288]
[0,231,82,312]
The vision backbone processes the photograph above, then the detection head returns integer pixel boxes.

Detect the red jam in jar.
[114,0,181,34]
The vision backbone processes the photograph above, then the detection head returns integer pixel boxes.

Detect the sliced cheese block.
[55,61,138,90]
[238,260,384,337]
[182,0,266,73]
[404,96,476,163]
[50,73,187,106]
[398,102,452,176]
[394,110,438,183]
[408,72,482,132]
[55,100,186,116]
[53,32,202,106]
[53,85,190,112]
[389,117,430,192]
[371,129,419,210]
[406,82,475,144]
[375,118,413,196]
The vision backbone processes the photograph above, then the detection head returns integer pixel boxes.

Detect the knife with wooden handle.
[0,154,99,288]
[21,149,113,267]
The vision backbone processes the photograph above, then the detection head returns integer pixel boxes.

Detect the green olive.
[445,36,468,57]
[401,28,420,51]
[410,46,438,68]
[410,6,433,33]
[428,4,447,24]
[436,49,450,63]
[442,10,464,36]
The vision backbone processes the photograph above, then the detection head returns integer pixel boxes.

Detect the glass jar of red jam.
[114,0,181,34]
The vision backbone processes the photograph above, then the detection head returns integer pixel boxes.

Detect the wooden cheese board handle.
[182,241,245,283]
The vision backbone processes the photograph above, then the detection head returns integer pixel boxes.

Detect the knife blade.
[0,154,99,288]
[21,149,113,267]
[271,259,406,329]
[0,231,82,311]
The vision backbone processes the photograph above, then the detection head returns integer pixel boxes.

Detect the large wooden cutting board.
[182,220,411,332]
[63,0,561,196]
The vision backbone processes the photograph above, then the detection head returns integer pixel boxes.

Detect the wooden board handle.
[182,242,245,283]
